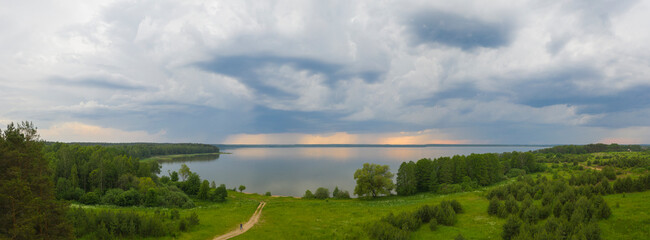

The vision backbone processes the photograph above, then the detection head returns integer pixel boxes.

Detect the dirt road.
[213,201,266,240]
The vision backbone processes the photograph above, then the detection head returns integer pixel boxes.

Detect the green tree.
[198,180,210,200]
[0,122,73,239]
[396,161,417,196]
[209,184,228,202]
[314,187,330,199]
[178,164,191,181]
[144,188,157,207]
[488,197,501,216]
[70,164,79,188]
[170,171,179,182]
[303,190,315,199]
[353,163,395,198]
[183,173,201,195]
[238,185,246,193]
[602,166,616,180]
[502,216,521,240]
[415,158,433,192]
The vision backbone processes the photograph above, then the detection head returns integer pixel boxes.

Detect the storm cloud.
[1,0,649,144]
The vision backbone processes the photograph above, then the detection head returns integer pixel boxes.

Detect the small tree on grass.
[265,192,272,196]
[239,185,246,193]
[314,187,330,199]
[303,190,315,199]
[354,163,395,198]
[502,216,521,240]
[198,180,210,199]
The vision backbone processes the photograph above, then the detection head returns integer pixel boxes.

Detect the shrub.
[80,191,100,205]
[436,201,457,226]
[507,168,526,178]
[428,218,438,231]
[314,187,330,199]
[415,204,435,223]
[450,199,463,213]
[102,188,125,205]
[303,190,315,199]
[265,192,272,196]
[488,197,500,216]
[502,216,521,240]
[117,189,142,206]
[365,221,410,240]
[383,212,421,231]
[602,166,616,180]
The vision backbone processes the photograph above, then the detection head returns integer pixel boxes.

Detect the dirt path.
[213,201,266,240]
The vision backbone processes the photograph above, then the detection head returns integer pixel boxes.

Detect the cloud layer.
[1,0,649,144]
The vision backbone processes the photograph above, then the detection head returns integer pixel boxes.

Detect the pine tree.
[0,122,73,239]
[502,216,521,240]
[396,161,417,196]
[198,180,210,200]
[415,159,433,192]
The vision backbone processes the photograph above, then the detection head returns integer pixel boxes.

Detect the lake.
[159,145,547,197]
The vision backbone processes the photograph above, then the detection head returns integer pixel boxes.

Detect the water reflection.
[159,146,543,197]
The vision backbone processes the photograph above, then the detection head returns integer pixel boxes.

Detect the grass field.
[601,191,650,240]
[140,153,222,163]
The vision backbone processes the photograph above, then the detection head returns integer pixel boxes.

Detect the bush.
[102,188,125,205]
[117,189,142,206]
[265,192,272,196]
[507,168,527,178]
[602,166,616,180]
[382,212,421,231]
[314,187,330,199]
[365,220,410,240]
[450,199,463,213]
[303,190,315,199]
[208,184,228,202]
[502,216,521,240]
[428,218,438,231]
[436,201,457,226]
[80,191,100,205]
[488,197,500,216]
[415,205,435,223]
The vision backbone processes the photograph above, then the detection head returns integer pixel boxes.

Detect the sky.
[1,0,650,144]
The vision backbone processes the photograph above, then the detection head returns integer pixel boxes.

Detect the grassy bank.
[140,153,222,163]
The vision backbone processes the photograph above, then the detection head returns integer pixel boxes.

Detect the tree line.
[48,142,220,160]
[534,143,645,154]
[396,152,543,196]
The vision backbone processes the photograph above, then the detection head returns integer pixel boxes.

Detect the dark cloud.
[245,106,419,134]
[508,67,650,117]
[195,55,383,98]
[408,10,511,50]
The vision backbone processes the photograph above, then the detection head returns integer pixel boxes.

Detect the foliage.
[239,185,246,193]
[366,200,463,239]
[396,161,418,196]
[0,122,73,239]
[66,207,199,239]
[534,144,643,154]
[314,187,330,199]
[354,163,395,198]
[303,190,315,199]
[198,180,210,200]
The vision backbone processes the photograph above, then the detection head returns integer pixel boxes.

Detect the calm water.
[159,146,545,197]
